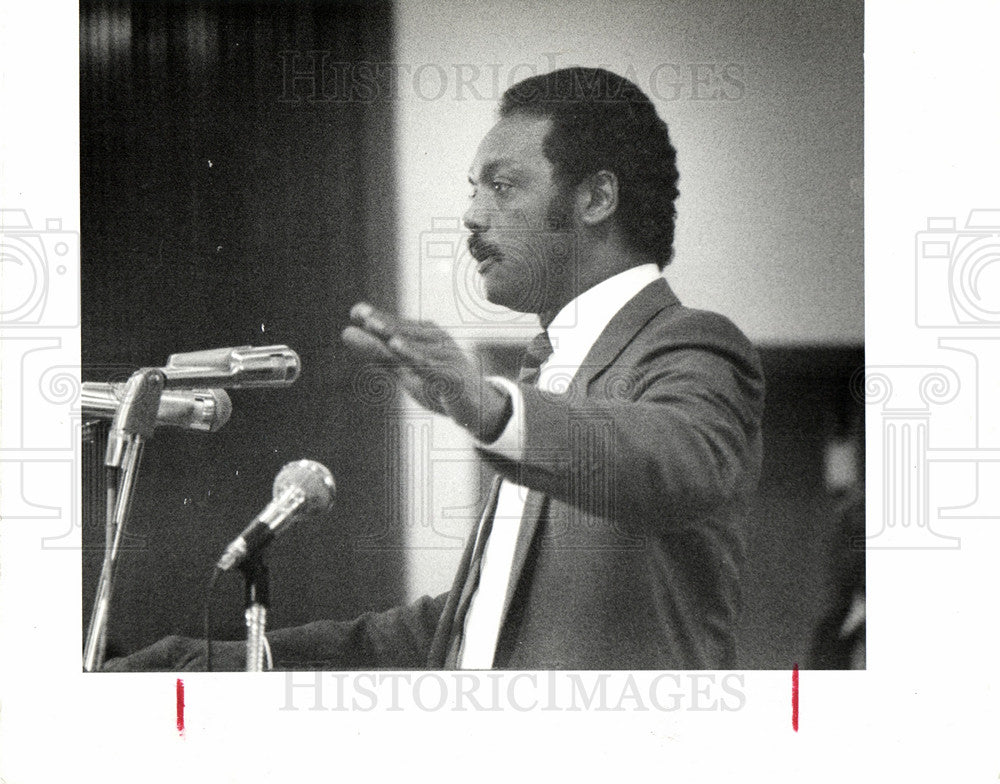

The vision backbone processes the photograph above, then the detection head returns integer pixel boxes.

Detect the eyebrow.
[467,158,519,185]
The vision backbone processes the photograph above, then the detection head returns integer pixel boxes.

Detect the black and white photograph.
[79,0,863,674]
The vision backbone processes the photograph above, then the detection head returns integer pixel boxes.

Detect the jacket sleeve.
[266,592,448,670]
[480,310,765,528]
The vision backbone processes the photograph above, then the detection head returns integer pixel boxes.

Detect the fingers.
[344,302,479,423]
[343,316,445,414]
[382,329,433,369]
[349,302,394,342]
[349,302,444,346]
[342,323,438,374]
[341,324,397,363]
[346,302,453,371]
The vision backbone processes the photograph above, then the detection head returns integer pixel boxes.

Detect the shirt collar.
[543,263,663,378]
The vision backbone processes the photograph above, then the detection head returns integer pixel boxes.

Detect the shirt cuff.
[477,376,524,461]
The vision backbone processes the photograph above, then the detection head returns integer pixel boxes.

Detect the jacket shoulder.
[644,303,759,363]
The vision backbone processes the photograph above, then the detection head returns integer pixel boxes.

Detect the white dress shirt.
[457,263,664,668]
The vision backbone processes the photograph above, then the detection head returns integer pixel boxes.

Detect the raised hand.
[342,303,511,442]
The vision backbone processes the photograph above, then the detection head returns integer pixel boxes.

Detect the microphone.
[216,460,336,572]
[160,345,301,389]
[82,382,233,433]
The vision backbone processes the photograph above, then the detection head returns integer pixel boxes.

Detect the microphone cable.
[202,565,273,671]
[204,566,222,672]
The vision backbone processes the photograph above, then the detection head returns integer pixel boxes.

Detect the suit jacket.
[268,278,764,669]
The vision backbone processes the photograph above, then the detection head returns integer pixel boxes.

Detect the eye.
[491,180,512,195]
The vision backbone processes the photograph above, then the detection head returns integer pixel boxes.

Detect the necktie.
[517,329,554,386]
[446,331,553,667]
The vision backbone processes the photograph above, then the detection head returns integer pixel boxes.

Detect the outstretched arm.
[103,593,449,672]
[481,311,765,528]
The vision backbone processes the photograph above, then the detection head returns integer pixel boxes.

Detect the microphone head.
[230,345,300,387]
[162,345,301,388]
[196,389,233,432]
[81,383,233,433]
[273,459,336,515]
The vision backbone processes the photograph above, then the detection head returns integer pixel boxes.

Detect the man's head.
[463,67,679,317]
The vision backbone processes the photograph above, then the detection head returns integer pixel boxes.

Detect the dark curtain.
[81,0,402,655]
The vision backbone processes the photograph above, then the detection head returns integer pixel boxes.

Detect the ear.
[577,170,619,226]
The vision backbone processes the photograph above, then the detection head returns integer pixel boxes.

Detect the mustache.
[467,235,501,262]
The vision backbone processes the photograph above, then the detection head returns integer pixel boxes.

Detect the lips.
[476,256,497,275]
[468,236,499,263]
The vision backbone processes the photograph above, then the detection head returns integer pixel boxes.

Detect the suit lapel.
[572,277,679,391]
[498,488,548,634]
[495,277,680,639]
[429,474,503,667]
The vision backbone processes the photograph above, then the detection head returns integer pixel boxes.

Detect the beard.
[543,186,574,232]
[475,189,579,315]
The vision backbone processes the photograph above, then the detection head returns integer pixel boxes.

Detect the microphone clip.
[104,367,166,469]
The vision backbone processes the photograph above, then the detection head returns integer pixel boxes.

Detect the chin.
[482,276,541,314]
[480,263,547,314]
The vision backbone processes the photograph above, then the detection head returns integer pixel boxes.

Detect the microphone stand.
[83,368,165,672]
[239,555,270,672]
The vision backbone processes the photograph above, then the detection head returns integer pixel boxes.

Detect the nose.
[462,197,490,233]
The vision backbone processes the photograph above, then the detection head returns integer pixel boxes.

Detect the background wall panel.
[81,0,400,654]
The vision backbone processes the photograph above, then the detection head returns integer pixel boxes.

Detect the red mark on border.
[791,663,799,732]
[176,678,186,738]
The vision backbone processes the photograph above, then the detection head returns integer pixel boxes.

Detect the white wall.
[392,0,863,598]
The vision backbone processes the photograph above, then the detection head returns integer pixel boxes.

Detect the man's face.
[463,114,578,315]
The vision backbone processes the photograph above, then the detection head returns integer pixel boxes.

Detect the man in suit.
[105,67,764,672]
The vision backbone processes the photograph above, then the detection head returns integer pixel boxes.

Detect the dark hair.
[499,67,680,268]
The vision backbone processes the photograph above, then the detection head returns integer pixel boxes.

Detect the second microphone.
[216,459,337,572]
